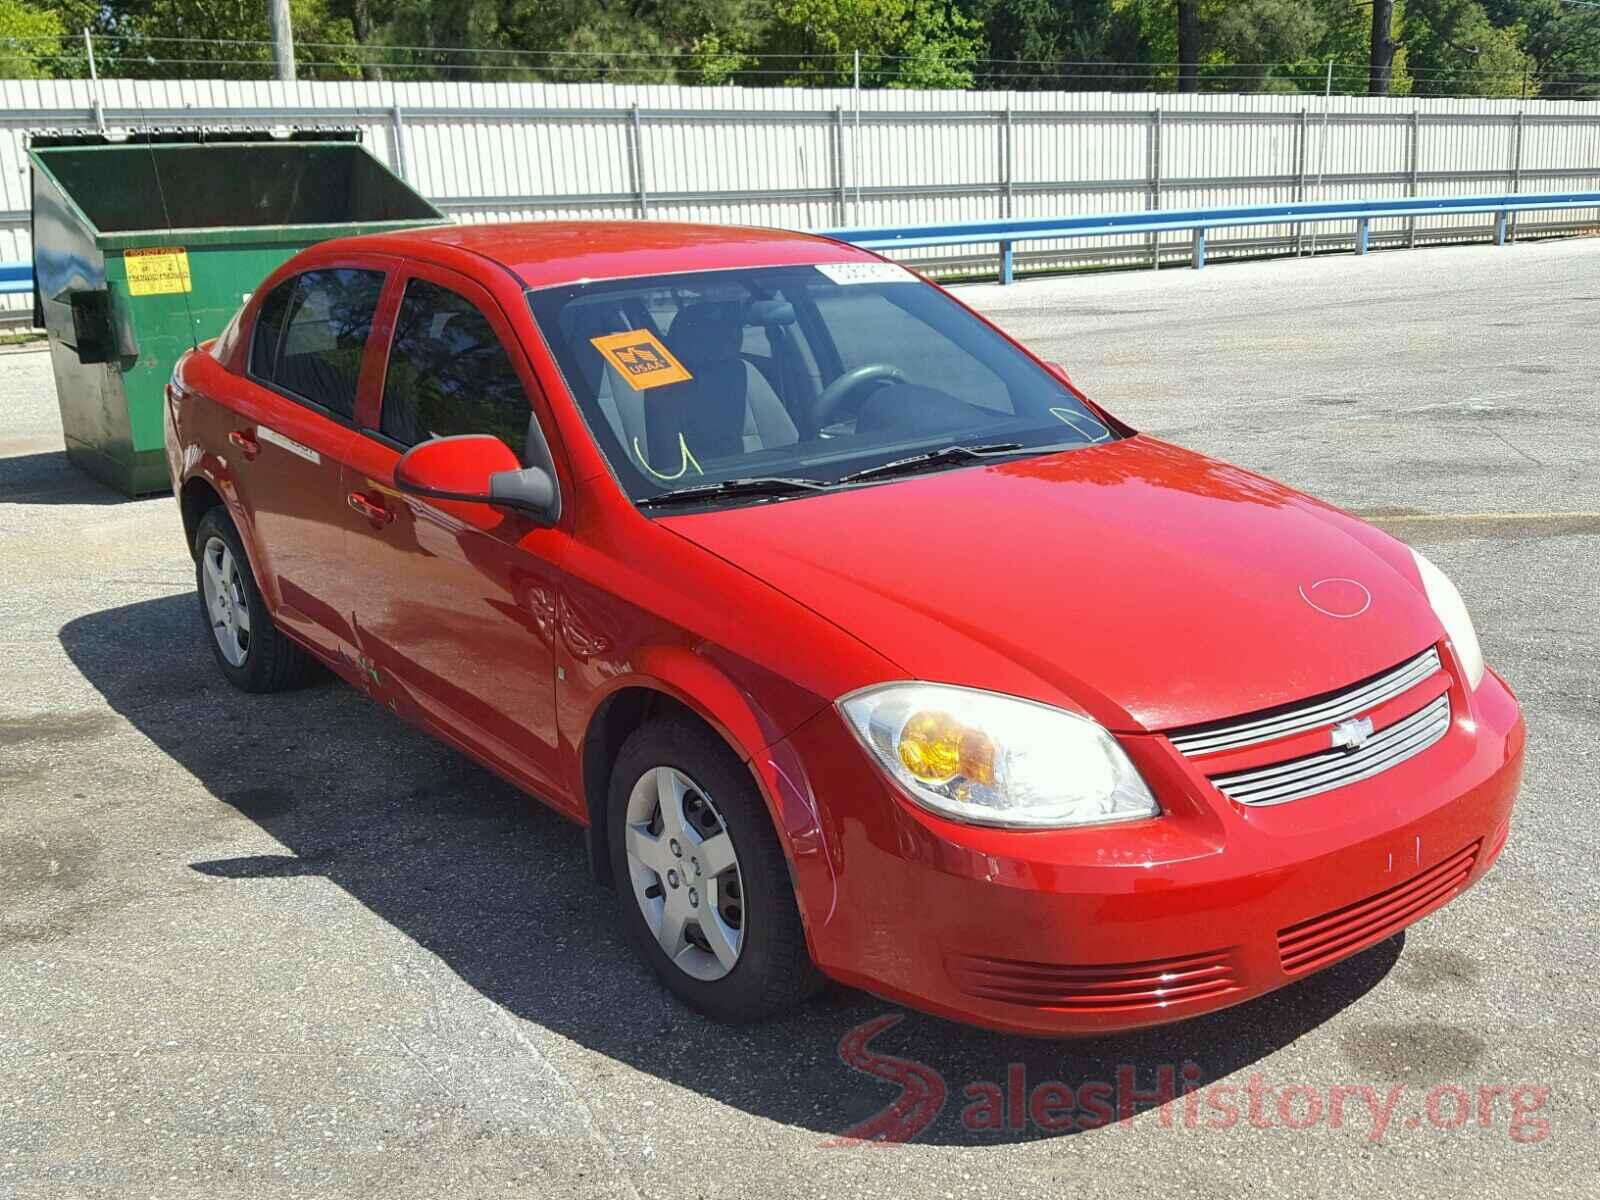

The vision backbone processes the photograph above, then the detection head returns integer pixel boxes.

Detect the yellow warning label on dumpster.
[124,247,192,296]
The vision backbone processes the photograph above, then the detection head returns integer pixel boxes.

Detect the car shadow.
[59,594,1402,1146]
[0,450,144,506]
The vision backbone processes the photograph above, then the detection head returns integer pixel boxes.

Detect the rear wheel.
[608,717,822,1022]
[193,506,316,693]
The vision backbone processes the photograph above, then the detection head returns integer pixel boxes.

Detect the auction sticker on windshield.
[590,330,693,390]
[814,262,916,286]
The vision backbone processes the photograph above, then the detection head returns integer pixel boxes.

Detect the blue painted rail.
[0,261,32,295]
[823,191,1600,284]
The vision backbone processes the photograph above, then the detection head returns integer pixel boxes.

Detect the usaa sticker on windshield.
[590,330,694,390]
[814,262,916,286]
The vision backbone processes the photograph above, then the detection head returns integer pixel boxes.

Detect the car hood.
[659,436,1442,732]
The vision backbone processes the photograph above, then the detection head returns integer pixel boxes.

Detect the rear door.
[229,264,389,664]
[340,262,572,805]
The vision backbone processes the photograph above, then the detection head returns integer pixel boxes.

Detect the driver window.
[810,288,1012,414]
[379,279,532,457]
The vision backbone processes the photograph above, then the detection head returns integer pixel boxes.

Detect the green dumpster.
[29,134,445,496]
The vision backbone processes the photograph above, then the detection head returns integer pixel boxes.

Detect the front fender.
[570,645,842,945]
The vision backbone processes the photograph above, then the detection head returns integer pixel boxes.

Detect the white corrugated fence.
[3,77,1598,318]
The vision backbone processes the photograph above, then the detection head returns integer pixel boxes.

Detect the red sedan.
[164,222,1523,1035]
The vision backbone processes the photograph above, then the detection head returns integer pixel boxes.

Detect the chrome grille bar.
[1212,694,1451,807]
[1169,647,1442,758]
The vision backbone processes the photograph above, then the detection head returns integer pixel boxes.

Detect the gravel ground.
[1,238,1597,1198]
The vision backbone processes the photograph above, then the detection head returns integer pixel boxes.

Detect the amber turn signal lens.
[898,710,996,785]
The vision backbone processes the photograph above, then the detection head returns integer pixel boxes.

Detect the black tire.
[608,717,823,1022]
[193,506,317,693]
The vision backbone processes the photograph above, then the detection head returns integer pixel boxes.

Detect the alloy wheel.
[200,535,252,668]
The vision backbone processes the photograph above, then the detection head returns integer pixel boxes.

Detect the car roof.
[334,220,883,289]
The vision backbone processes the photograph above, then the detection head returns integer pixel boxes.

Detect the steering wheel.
[811,363,909,429]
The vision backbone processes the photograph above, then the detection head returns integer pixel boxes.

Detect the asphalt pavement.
[1,237,1597,1198]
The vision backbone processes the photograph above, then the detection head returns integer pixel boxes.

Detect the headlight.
[838,683,1159,829]
[1410,548,1485,689]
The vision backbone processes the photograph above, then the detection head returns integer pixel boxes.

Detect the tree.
[1489,0,1600,98]
[1370,0,1395,93]
[93,0,362,79]
[1176,0,1198,91]
[0,0,65,78]
[1402,0,1534,97]
[1207,0,1326,92]
[969,0,1146,90]
[325,0,391,79]
[760,0,982,88]
[7,0,1596,96]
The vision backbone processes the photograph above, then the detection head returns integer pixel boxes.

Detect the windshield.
[526,262,1119,507]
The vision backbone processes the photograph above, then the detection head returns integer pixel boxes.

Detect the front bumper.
[769,662,1524,1037]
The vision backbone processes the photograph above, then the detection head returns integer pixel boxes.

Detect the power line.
[5,31,1600,96]
[0,35,1590,76]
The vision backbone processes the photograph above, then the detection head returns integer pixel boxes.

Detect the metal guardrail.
[5,190,1597,302]
[824,191,1600,283]
[0,261,30,295]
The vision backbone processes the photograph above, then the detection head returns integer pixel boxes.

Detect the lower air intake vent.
[1277,841,1481,975]
[946,950,1239,1011]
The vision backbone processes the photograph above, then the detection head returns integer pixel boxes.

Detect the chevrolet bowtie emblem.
[1330,716,1375,751]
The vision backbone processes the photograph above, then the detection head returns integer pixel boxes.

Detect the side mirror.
[1046,360,1073,386]
[393,434,560,524]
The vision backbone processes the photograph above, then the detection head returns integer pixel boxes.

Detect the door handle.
[347,491,394,526]
[228,428,259,459]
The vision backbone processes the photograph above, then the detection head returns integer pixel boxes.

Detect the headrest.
[669,302,743,367]
[745,299,796,326]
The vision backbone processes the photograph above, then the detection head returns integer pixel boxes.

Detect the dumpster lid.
[28,135,443,250]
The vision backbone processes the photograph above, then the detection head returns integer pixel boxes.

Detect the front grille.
[1277,841,1480,974]
[946,949,1240,1012]
[1210,693,1450,806]
[1170,647,1442,757]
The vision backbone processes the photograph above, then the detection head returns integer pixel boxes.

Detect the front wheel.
[193,506,316,693]
[608,717,822,1022]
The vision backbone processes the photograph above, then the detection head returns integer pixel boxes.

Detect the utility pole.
[1307,61,1333,257]
[268,0,296,82]
[853,49,861,220]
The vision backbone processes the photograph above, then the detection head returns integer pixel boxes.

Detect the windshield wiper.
[637,476,832,510]
[834,443,1027,486]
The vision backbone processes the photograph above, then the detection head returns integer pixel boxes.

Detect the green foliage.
[1207,0,1327,91]
[970,0,1147,89]
[887,0,984,88]
[1506,0,1600,98]
[4,0,1595,95]
[757,0,981,88]
[70,0,361,78]
[1403,0,1535,95]
[689,30,760,86]
[0,0,65,79]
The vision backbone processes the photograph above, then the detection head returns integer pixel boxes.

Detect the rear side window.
[248,281,293,379]
[379,278,531,457]
[249,268,384,420]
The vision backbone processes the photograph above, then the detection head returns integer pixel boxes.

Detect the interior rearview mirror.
[393,434,560,525]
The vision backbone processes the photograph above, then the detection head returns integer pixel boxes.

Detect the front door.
[339,264,571,805]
